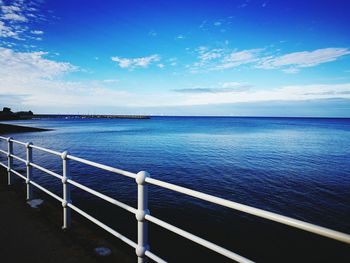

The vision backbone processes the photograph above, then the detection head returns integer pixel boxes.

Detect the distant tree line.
[0,107,34,120]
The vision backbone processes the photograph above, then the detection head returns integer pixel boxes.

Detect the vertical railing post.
[25,142,33,200]
[135,171,150,263]
[61,151,71,229]
[7,137,13,185]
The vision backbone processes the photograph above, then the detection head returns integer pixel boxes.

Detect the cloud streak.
[111,54,160,69]
[190,46,261,72]
[174,82,251,93]
[180,83,350,106]
[257,48,350,72]
[190,46,349,73]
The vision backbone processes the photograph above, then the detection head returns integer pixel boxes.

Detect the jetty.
[34,114,150,119]
[0,135,349,262]
[0,107,150,120]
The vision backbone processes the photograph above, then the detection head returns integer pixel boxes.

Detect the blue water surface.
[1,116,349,261]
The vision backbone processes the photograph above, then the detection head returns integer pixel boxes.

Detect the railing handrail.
[0,136,349,263]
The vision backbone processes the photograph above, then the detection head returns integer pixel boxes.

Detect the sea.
[0,116,349,262]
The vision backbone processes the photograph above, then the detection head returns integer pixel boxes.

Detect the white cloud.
[157,63,165,68]
[111,54,160,69]
[174,82,251,94]
[190,46,349,73]
[1,4,28,22]
[0,1,44,40]
[213,21,222,26]
[221,82,250,89]
[102,79,119,83]
[1,5,21,13]
[176,35,185,39]
[179,83,350,106]
[199,48,223,61]
[257,48,350,70]
[282,68,299,74]
[191,47,261,72]
[0,47,135,109]
[112,57,131,68]
[1,80,131,109]
[2,47,350,110]
[2,13,27,22]
[218,49,261,69]
[0,47,78,79]
[0,21,17,37]
[31,30,43,35]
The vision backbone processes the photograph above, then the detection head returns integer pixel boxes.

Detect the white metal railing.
[0,135,349,263]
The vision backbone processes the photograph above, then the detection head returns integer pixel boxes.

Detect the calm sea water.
[1,117,350,262]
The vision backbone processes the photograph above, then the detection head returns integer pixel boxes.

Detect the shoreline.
[0,123,51,134]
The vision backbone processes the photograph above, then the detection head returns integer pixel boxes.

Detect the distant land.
[0,123,50,134]
[0,107,150,120]
[0,107,34,120]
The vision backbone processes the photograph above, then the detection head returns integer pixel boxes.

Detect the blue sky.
[1,0,350,116]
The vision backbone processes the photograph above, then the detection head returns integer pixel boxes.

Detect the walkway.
[0,168,132,263]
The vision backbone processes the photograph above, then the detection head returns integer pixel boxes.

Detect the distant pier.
[34,114,150,119]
